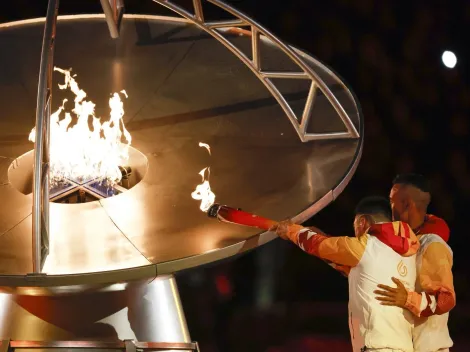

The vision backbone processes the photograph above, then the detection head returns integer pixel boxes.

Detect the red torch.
[207,203,277,230]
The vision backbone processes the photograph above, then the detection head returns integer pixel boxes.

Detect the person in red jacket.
[375,174,455,352]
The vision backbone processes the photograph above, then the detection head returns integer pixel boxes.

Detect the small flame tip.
[192,143,215,211]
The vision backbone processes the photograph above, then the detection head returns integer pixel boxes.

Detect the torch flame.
[29,67,132,186]
[191,142,216,212]
[198,142,211,155]
[191,167,215,212]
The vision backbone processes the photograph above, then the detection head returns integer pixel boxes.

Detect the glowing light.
[199,142,211,155]
[442,51,457,69]
[29,67,132,186]
[191,167,216,212]
[191,143,216,212]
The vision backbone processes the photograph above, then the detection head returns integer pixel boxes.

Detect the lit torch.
[191,143,278,230]
[206,203,277,231]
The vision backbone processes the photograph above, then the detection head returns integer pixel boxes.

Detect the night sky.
[1,1,469,351]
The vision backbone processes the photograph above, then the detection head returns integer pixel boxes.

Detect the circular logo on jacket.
[397,260,408,277]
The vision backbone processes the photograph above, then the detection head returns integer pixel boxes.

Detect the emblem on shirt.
[397,260,408,277]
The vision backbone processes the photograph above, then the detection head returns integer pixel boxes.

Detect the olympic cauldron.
[0,0,363,348]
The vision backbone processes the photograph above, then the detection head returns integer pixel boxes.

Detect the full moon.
[442,51,457,68]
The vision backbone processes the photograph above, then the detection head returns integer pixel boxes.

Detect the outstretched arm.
[273,221,366,268]
[375,242,455,317]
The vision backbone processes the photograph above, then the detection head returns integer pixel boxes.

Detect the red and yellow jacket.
[405,214,455,317]
[284,221,421,351]
[284,221,419,272]
[285,216,455,318]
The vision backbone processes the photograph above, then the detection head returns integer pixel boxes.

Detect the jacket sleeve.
[405,242,456,317]
[286,226,367,267]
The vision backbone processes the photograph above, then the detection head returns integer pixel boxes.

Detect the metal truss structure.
[152,0,359,143]
[31,0,360,273]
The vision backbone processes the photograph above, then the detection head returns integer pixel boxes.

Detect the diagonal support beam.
[251,26,260,70]
[100,0,125,39]
[260,71,310,79]
[151,0,361,142]
[206,19,248,28]
[300,81,317,134]
[192,0,204,22]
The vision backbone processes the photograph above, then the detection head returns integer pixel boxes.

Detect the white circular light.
[442,51,457,68]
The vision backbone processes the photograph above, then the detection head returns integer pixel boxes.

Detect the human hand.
[271,219,305,241]
[374,277,408,308]
[270,219,294,240]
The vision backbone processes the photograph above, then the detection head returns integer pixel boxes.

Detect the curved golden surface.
[0,15,362,292]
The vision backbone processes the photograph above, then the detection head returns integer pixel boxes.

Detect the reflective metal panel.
[0,276,191,350]
[0,15,362,289]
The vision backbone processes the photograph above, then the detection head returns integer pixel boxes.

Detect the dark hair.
[355,196,392,220]
[393,173,430,193]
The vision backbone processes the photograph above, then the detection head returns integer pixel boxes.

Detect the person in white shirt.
[374,174,455,352]
[272,196,420,352]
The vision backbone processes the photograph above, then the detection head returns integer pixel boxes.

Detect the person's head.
[390,173,431,228]
[353,196,392,237]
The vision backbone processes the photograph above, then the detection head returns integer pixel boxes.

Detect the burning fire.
[198,142,211,155]
[191,142,278,231]
[29,67,132,186]
[191,142,216,212]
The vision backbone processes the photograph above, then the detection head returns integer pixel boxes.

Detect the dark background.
[1,1,469,351]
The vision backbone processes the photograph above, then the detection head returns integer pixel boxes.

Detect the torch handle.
[216,206,278,230]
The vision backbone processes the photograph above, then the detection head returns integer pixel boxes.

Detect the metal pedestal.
[0,276,196,351]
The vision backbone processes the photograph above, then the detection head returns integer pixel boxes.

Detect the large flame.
[29,67,132,186]
[191,142,216,212]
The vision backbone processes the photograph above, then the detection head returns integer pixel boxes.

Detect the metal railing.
[152,0,360,142]
[0,340,199,352]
